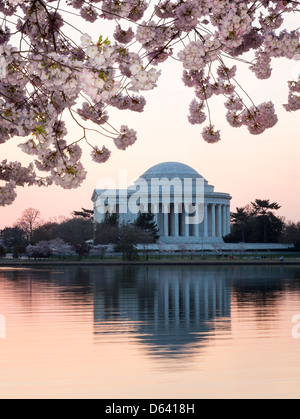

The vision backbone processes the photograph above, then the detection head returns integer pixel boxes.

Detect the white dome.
[140,162,203,181]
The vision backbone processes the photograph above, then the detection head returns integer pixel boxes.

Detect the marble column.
[185,204,190,238]
[217,204,222,238]
[153,204,159,235]
[170,206,174,236]
[174,204,179,238]
[163,204,169,237]
[204,204,208,237]
[227,204,231,235]
[180,206,185,237]
[222,204,227,237]
[211,204,216,237]
[194,205,200,237]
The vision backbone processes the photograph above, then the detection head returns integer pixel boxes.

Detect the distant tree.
[251,212,284,243]
[94,214,120,245]
[251,199,281,215]
[116,223,138,261]
[32,222,60,243]
[73,208,94,221]
[212,242,223,258]
[177,243,189,259]
[231,207,250,243]
[54,217,93,246]
[251,199,281,243]
[134,212,159,242]
[94,223,119,245]
[227,199,284,244]
[13,245,27,259]
[89,245,109,259]
[157,242,167,260]
[188,246,196,260]
[135,227,155,261]
[16,208,41,243]
[49,239,75,258]
[0,226,26,251]
[94,221,117,245]
[280,221,300,249]
[177,243,195,260]
[74,242,91,260]
[106,213,120,227]
[0,245,6,258]
[26,242,52,259]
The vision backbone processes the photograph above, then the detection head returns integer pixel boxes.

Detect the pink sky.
[1,41,300,229]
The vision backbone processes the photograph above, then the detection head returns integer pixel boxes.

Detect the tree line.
[225,199,300,248]
[0,199,299,260]
[0,208,159,260]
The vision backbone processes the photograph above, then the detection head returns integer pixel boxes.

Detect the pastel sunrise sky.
[0,12,299,229]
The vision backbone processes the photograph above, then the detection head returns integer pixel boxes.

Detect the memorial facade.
[92,162,232,245]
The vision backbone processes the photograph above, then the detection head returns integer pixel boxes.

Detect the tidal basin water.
[1,264,300,399]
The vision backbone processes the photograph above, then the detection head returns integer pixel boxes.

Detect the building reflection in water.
[92,266,232,358]
[2,265,299,360]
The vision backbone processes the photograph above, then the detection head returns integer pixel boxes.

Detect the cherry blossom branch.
[0,0,299,205]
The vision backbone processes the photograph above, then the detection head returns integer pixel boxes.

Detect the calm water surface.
[0,265,300,399]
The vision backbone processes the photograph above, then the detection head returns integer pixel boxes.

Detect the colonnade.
[155,202,231,239]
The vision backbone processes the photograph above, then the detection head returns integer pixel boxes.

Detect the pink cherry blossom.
[188,100,207,125]
[114,126,137,150]
[0,1,300,205]
[202,126,221,144]
[91,146,111,164]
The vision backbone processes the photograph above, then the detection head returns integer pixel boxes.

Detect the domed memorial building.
[92,162,232,246]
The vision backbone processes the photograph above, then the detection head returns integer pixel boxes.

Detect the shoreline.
[0,260,300,267]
